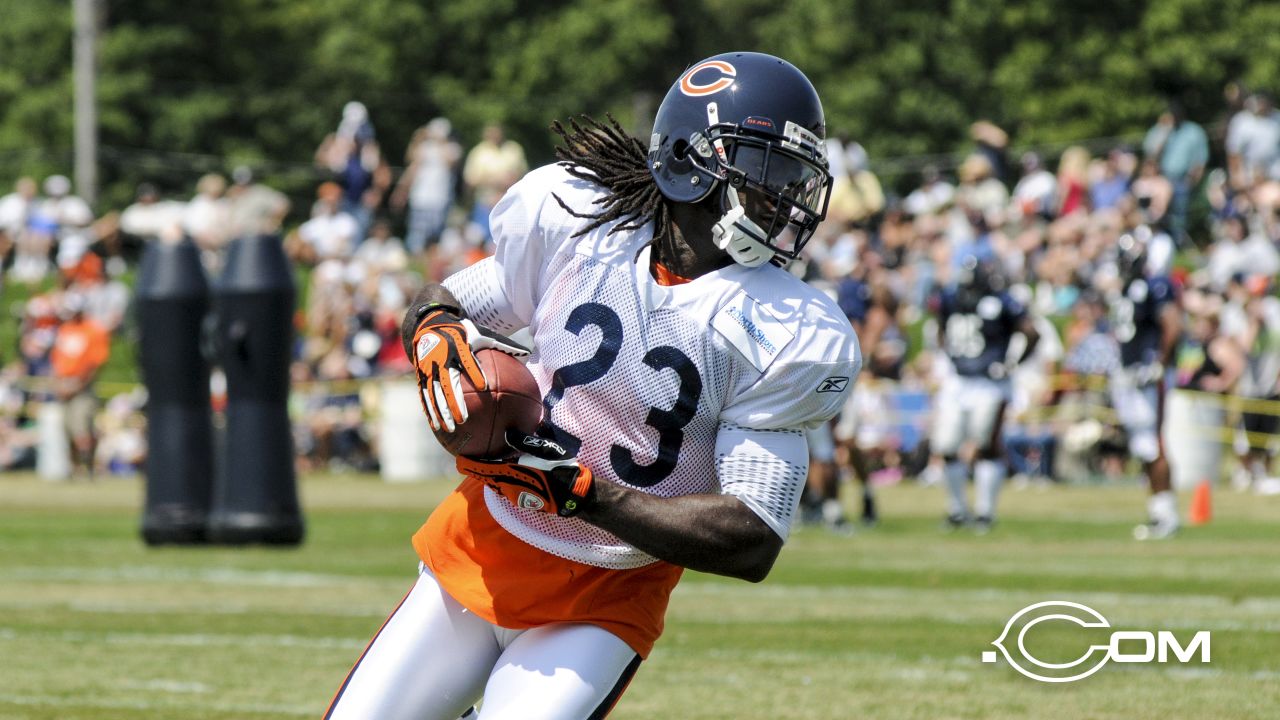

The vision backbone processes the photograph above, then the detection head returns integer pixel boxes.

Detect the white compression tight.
[324,567,641,720]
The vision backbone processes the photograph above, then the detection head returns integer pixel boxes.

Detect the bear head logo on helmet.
[648,52,834,267]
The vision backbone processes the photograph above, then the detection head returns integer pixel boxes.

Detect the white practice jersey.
[444,164,861,569]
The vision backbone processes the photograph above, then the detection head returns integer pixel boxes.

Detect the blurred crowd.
[799,90,1280,527]
[0,100,528,477]
[2,89,1279,494]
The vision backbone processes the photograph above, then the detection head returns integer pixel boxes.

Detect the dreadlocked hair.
[550,113,672,250]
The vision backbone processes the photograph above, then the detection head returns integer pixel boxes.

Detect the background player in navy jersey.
[1108,233,1183,539]
[831,258,899,527]
[930,256,1039,532]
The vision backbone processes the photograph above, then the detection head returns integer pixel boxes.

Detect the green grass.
[2,475,1279,719]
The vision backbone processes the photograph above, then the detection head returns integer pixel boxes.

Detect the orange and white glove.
[410,303,528,432]
[457,431,596,517]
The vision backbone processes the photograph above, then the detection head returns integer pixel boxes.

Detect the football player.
[832,261,898,526]
[930,256,1039,533]
[324,52,862,719]
[1108,232,1182,539]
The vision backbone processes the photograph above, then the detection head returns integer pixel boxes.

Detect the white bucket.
[1163,390,1223,491]
[378,381,456,482]
[36,402,71,481]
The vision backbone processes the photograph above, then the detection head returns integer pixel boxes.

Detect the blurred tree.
[4,0,1280,212]
[0,0,75,182]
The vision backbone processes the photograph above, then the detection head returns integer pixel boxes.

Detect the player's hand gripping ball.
[458,430,596,517]
[409,304,542,458]
[430,348,544,458]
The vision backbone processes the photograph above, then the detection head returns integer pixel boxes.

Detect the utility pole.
[73,0,99,206]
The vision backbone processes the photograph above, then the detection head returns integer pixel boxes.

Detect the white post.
[73,0,99,205]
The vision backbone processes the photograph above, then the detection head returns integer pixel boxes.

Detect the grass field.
[2,474,1279,720]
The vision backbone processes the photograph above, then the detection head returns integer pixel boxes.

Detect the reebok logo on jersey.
[712,290,794,372]
[817,376,849,393]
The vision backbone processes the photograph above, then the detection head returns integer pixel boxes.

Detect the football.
[433,349,543,458]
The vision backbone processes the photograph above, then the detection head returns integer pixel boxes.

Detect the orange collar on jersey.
[651,262,693,286]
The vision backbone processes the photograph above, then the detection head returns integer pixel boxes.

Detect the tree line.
[3,0,1279,209]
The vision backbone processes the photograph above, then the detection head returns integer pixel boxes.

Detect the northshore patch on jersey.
[443,164,862,569]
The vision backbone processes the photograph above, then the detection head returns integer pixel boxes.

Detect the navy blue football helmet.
[1117,229,1149,283]
[648,52,833,266]
[955,255,1006,311]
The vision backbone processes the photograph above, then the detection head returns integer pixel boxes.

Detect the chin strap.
[703,100,777,269]
[712,185,774,268]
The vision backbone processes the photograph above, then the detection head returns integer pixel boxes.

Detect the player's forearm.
[410,283,464,313]
[580,483,782,583]
[400,284,465,357]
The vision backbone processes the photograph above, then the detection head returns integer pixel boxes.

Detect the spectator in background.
[286,182,359,266]
[18,294,59,386]
[353,217,406,273]
[316,101,391,239]
[955,153,1008,219]
[58,247,128,333]
[182,173,231,271]
[1089,148,1134,211]
[462,123,527,241]
[1207,213,1280,290]
[1012,152,1057,221]
[7,173,94,284]
[1228,92,1280,189]
[0,177,38,237]
[1220,81,1251,155]
[1223,274,1280,490]
[0,362,38,471]
[36,175,93,234]
[1171,296,1247,490]
[1143,101,1208,244]
[0,177,38,287]
[10,215,56,284]
[825,140,885,227]
[903,165,955,217]
[1130,157,1174,229]
[119,183,186,245]
[393,117,462,263]
[1055,146,1091,217]
[970,120,1010,183]
[94,393,147,476]
[50,293,111,480]
[225,166,291,241]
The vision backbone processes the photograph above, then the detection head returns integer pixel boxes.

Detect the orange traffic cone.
[1188,480,1213,526]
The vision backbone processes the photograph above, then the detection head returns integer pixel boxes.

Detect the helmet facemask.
[692,109,832,267]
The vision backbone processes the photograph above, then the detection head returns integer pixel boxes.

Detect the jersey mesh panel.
[716,422,807,540]
[443,259,522,334]
[484,252,734,569]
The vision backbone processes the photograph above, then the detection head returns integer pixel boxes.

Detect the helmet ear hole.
[671,139,691,161]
